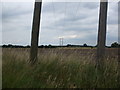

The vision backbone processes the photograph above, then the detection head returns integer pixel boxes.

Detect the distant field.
[2,48,120,88]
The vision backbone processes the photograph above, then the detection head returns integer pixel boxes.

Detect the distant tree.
[2,45,7,48]
[48,44,52,48]
[67,44,72,47]
[26,45,30,48]
[8,44,13,48]
[44,45,48,48]
[83,43,87,47]
[111,42,120,48]
[40,45,44,48]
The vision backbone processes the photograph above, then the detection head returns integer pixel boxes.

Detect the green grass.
[2,48,120,88]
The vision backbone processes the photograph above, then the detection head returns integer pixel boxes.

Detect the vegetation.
[111,42,120,48]
[1,42,120,48]
[2,48,120,88]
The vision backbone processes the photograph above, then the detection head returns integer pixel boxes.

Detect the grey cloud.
[107,2,118,25]
[118,2,120,24]
[2,2,118,45]
[41,2,99,31]
[2,2,34,45]
[42,2,99,14]
[2,2,34,20]
[81,2,99,9]
[60,33,98,46]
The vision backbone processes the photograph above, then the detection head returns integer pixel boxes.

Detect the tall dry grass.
[2,48,120,88]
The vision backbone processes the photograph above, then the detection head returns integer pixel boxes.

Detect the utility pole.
[30,0,42,64]
[97,0,108,65]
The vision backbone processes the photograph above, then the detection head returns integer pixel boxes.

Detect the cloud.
[2,1,118,46]
[107,2,118,25]
[41,2,118,45]
[2,2,34,45]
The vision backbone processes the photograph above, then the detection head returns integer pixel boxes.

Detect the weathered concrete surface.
[30,1,42,64]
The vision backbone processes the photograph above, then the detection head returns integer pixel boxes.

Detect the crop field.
[2,48,120,88]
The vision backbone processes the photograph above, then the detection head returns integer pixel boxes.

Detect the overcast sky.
[1,1,118,46]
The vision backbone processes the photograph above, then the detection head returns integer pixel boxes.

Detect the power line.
[75,2,81,17]
[64,1,67,26]
[52,0,56,21]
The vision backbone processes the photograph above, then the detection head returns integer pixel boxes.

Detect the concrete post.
[30,1,42,64]
[118,1,120,86]
[97,0,108,61]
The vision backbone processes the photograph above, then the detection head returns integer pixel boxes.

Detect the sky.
[1,1,118,46]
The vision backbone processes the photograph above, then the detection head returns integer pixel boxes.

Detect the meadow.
[2,48,120,88]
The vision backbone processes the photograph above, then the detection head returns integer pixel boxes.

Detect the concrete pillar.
[97,0,108,60]
[118,1,120,86]
[30,1,42,64]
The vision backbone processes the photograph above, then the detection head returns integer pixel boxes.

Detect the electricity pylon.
[59,37,64,46]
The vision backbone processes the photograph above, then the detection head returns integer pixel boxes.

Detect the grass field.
[2,48,120,88]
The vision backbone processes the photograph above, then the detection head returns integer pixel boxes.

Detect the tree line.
[1,42,120,48]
